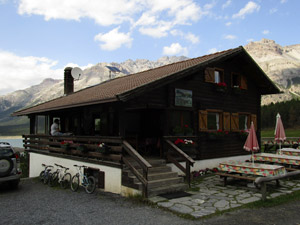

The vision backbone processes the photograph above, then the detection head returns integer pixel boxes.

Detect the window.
[205,67,224,84]
[239,114,250,130]
[199,110,224,131]
[94,112,108,135]
[231,73,247,89]
[36,115,47,134]
[171,111,193,134]
[231,113,257,132]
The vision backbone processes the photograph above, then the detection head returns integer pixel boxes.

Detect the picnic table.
[280,148,300,157]
[216,160,299,200]
[219,160,286,177]
[252,153,300,166]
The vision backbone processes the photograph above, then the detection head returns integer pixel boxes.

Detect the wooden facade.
[14,46,279,162]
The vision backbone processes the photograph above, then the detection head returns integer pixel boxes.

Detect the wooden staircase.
[122,158,188,197]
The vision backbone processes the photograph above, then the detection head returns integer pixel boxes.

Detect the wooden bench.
[216,171,300,200]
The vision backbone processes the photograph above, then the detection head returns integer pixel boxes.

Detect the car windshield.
[0,147,14,157]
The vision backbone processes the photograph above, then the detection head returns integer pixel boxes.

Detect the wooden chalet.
[13,46,280,197]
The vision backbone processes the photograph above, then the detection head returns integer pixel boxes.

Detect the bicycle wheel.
[49,172,58,187]
[43,172,52,185]
[39,171,45,183]
[71,174,79,192]
[60,173,71,189]
[85,176,96,194]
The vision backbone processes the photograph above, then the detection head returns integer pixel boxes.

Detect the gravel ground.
[2,179,300,225]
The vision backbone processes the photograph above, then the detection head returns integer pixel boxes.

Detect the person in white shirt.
[51,119,63,136]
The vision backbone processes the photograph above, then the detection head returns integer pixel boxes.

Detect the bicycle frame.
[74,166,89,187]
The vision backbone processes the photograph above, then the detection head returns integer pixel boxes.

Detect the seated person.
[51,119,72,136]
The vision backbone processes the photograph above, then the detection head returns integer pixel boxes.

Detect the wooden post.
[143,169,148,198]
[186,161,191,187]
[261,182,267,201]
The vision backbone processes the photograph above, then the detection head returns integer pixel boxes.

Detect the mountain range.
[0,39,299,135]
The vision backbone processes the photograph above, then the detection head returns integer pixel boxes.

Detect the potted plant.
[233,85,242,95]
[174,138,195,153]
[60,141,72,151]
[76,144,88,153]
[239,130,248,140]
[215,82,227,92]
[207,129,228,140]
[97,143,111,154]
[172,125,193,136]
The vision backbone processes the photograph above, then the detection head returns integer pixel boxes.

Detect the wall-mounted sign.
[175,88,192,107]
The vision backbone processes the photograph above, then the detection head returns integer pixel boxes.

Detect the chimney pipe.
[64,67,74,95]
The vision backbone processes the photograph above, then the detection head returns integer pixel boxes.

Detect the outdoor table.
[280,148,300,157]
[252,153,300,166]
[219,160,286,177]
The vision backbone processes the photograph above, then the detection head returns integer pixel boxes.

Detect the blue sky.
[0,0,298,95]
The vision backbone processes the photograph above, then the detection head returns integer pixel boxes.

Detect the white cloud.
[224,34,237,40]
[225,22,232,26]
[280,0,287,3]
[0,50,60,95]
[269,8,278,14]
[222,0,232,9]
[0,50,93,95]
[232,1,260,19]
[94,27,133,51]
[171,29,199,44]
[247,38,254,42]
[207,48,217,54]
[262,30,270,35]
[162,43,188,56]
[18,0,204,41]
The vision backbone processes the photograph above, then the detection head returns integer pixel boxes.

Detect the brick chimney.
[64,67,74,95]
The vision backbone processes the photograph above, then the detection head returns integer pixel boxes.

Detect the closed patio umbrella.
[275,113,286,153]
[244,121,260,164]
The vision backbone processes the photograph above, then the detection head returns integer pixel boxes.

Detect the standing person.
[51,119,63,136]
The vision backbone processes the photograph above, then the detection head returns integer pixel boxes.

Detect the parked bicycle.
[39,164,53,185]
[71,165,96,194]
[48,163,71,189]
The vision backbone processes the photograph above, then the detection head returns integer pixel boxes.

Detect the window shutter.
[199,110,208,131]
[240,75,248,89]
[251,114,257,131]
[204,67,215,83]
[223,112,230,131]
[231,113,239,132]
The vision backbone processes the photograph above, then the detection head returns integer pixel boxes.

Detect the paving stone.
[214,200,229,208]
[292,187,300,191]
[203,206,217,212]
[270,193,285,198]
[214,192,228,197]
[238,193,252,198]
[238,196,260,204]
[201,202,213,207]
[209,195,232,201]
[157,201,174,208]
[192,199,205,204]
[148,196,166,203]
[169,204,194,214]
[169,196,192,203]
[181,200,198,206]
[230,204,241,208]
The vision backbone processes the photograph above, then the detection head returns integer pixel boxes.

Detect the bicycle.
[48,163,71,189]
[71,165,96,194]
[39,164,53,185]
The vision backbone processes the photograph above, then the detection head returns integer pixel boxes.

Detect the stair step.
[136,177,184,189]
[123,166,172,176]
[128,171,179,183]
[148,183,189,197]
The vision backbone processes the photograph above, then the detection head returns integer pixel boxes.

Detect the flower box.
[96,143,111,154]
[215,82,227,93]
[233,85,242,95]
[76,144,88,153]
[60,141,73,151]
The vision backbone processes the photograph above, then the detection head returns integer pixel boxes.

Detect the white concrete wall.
[29,152,122,194]
[168,154,251,174]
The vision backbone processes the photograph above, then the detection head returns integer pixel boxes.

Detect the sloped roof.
[13,46,279,116]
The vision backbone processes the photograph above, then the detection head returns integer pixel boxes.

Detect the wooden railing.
[261,137,299,153]
[22,134,123,163]
[122,140,152,198]
[163,137,195,187]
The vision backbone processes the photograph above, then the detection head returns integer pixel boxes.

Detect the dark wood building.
[13,46,279,196]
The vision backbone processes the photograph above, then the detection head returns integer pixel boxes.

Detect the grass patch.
[261,129,300,138]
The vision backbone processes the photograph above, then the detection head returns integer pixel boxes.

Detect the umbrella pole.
[252,151,254,165]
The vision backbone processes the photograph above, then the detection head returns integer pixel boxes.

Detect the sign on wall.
[175,88,193,107]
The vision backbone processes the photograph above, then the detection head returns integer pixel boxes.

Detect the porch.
[23,134,195,197]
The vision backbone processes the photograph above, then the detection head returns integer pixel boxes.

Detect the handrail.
[122,140,152,197]
[164,138,195,187]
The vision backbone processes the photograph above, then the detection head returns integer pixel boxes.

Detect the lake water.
[0,138,23,148]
